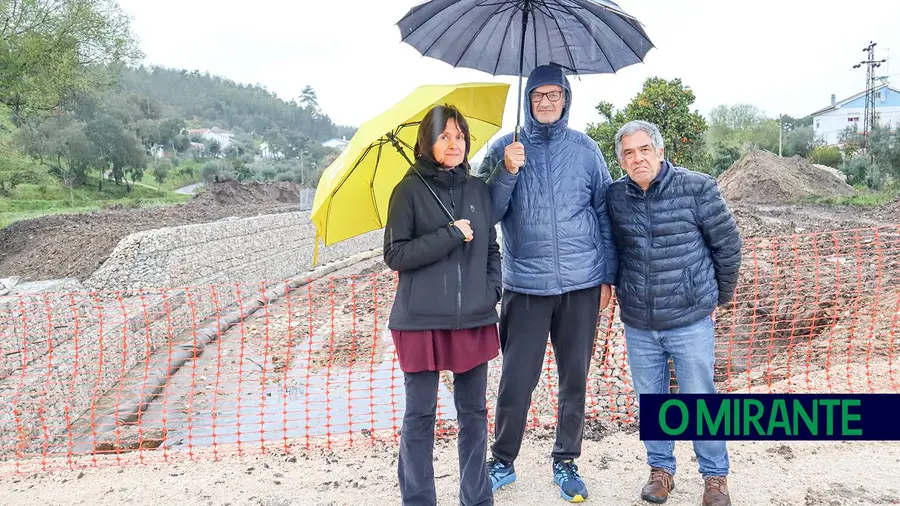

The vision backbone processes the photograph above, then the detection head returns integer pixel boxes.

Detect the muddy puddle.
[137,295,457,450]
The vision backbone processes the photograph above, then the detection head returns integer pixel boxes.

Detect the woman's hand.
[453,219,474,241]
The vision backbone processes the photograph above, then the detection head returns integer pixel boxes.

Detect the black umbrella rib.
[492,4,520,76]
[421,3,471,57]
[396,121,421,134]
[598,11,646,62]
[555,1,616,72]
[539,1,578,73]
[395,135,416,153]
[370,140,386,227]
[571,1,645,63]
[322,141,379,244]
[453,0,508,68]
[477,0,523,10]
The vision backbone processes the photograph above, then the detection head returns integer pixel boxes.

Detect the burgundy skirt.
[391,324,500,374]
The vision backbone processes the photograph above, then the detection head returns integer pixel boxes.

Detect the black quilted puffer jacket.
[606,160,742,331]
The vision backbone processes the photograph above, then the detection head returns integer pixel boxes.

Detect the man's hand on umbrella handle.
[599,284,611,310]
[504,142,525,174]
[453,219,474,241]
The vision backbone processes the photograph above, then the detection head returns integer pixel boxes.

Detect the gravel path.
[2,431,898,505]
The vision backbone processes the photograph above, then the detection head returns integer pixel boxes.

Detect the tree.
[85,114,146,190]
[1,48,354,199]
[264,129,289,159]
[838,125,862,159]
[201,160,230,182]
[233,164,254,181]
[586,77,708,178]
[707,104,778,155]
[808,146,842,169]
[837,123,900,190]
[45,119,96,198]
[205,138,221,158]
[782,125,815,158]
[709,104,766,134]
[0,105,45,194]
[780,114,813,132]
[300,85,318,110]
[152,158,171,188]
[0,0,142,119]
[709,143,743,175]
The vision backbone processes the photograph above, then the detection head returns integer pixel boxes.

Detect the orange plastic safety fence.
[1,225,899,474]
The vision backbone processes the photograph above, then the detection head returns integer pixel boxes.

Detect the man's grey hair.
[615,120,665,160]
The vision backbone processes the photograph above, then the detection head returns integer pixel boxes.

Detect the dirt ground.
[728,201,898,237]
[0,181,304,282]
[1,432,898,506]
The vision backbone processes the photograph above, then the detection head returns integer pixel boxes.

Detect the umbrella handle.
[413,169,455,222]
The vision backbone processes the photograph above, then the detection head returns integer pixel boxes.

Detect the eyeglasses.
[530,90,562,103]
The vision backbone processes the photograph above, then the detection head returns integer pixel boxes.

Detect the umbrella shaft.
[515,2,530,142]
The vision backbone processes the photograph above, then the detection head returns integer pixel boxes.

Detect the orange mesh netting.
[1,225,898,474]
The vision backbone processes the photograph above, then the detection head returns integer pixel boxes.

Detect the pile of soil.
[189,180,303,207]
[717,150,855,204]
[0,181,304,283]
[885,197,900,215]
[813,163,848,183]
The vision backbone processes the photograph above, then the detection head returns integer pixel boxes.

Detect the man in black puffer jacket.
[606,120,741,506]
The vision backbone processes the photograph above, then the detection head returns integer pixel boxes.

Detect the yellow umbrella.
[310,81,509,265]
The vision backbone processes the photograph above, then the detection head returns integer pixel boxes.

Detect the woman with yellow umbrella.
[383,104,501,506]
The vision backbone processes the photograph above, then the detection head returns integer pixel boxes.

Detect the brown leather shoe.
[702,476,732,506]
[640,467,674,503]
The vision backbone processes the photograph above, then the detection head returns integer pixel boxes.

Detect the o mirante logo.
[639,394,900,441]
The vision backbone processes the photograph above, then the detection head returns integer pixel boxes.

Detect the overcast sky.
[118,0,900,159]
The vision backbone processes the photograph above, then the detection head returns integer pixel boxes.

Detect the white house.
[186,127,235,150]
[321,137,349,150]
[810,82,900,145]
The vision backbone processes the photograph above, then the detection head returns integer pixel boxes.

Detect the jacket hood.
[523,64,572,139]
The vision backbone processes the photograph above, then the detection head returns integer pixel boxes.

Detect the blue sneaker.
[553,459,588,502]
[487,457,516,492]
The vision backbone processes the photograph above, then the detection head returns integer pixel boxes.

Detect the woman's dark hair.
[414,104,472,170]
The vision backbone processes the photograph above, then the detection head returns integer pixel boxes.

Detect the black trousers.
[399,362,493,506]
[490,286,601,463]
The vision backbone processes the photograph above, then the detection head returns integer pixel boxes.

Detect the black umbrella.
[397,0,653,139]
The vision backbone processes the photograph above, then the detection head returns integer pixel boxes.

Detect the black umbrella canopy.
[396,0,653,78]
[397,0,653,138]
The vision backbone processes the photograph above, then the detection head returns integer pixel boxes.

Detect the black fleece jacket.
[384,158,501,331]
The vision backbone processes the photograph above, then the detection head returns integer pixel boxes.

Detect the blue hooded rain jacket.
[476,64,617,296]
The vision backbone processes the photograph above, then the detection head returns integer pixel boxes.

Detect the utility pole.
[853,41,886,153]
[778,114,783,157]
[300,149,308,186]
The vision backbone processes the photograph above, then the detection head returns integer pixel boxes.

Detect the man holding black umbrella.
[476,64,617,503]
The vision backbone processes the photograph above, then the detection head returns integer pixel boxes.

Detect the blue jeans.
[623,316,729,478]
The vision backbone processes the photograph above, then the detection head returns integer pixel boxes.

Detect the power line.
[852,41,886,152]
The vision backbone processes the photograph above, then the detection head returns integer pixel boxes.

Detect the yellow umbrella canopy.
[310,82,509,264]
